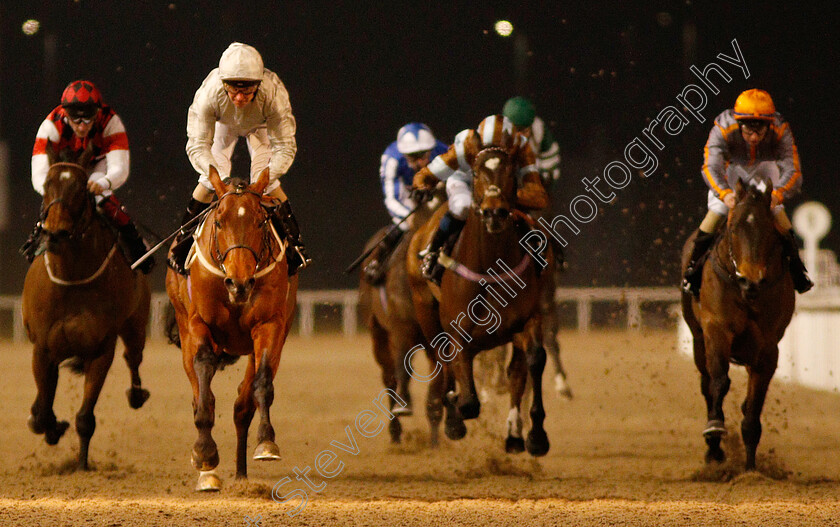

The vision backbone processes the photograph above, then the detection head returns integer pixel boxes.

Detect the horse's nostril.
[224,278,234,288]
[247,278,255,289]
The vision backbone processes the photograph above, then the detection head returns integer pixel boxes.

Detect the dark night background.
[0,1,836,293]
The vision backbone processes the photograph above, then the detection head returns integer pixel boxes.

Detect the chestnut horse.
[166,166,297,491]
[358,189,462,446]
[407,147,552,456]
[22,144,151,470]
[681,178,795,471]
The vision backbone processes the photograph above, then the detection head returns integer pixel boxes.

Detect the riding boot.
[781,231,814,293]
[681,230,717,297]
[20,222,45,263]
[98,195,155,274]
[167,198,210,275]
[270,200,312,276]
[363,227,404,285]
[117,223,155,273]
[420,212,465,285]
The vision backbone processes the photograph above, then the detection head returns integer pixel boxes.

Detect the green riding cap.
[502,96,536,128]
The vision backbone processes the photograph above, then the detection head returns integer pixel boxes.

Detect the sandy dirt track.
[1,331,840,526]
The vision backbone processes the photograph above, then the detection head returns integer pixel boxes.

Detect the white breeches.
[446,173,472,221]
[707,161,784,216]
[198,122,279,193]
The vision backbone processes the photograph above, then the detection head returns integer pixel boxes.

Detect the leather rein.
[192,189,285,279]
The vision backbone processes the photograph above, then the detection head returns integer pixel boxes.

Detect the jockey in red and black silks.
[22,80,154,273]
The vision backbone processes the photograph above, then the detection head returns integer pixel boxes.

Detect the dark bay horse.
[358,189,461,446]
[165,166,297,491]
[22,144,151,470]
[681,178,795,471]
[407,147,552,456]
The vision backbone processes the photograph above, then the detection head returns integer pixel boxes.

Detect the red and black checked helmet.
[61,80,102,118]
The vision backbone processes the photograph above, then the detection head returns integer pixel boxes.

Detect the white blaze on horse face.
[484,157,500,171]
[751,179,767,193]
[60,171,72,181]
[238,206,246,217]
[506,407,523,438]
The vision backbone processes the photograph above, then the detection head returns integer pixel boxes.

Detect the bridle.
[202,187,279,278]
[712,201,784,293]
[41,162,96,240]
[472,147,515,225]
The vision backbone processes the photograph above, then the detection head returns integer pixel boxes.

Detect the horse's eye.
[215,220,222,228]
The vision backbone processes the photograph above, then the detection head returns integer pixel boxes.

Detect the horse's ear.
[735,179,746,201]
[764,178,774,206]
[207,165,228,197]
[77,139,97,169]
[252,167,270,195]
[45,142,57,166]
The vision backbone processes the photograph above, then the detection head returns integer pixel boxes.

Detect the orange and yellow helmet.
[733,89,776,121]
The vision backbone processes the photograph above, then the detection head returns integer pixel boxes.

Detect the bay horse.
[22,143,151,470]
[681,178,795,471]
[358,188,462,446]
[165,166,297,491]
[407,147,552,456]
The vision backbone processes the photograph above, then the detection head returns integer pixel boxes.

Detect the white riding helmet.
[397,122,436,154]
[219,42,264,82]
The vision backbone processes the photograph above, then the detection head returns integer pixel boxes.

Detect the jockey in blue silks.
[363,122,448,284]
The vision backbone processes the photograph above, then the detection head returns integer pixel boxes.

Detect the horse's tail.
[61,357,86,375]
[217,353,240,370]
[164,303,181,348]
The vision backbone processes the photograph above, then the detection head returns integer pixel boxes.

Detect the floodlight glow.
[494,20,514,37]
[22,19,40,36]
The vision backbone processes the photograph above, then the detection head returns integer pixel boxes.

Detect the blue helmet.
[396,122,436,154]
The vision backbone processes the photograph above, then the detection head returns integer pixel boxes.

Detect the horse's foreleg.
[425,357,446,447]
[234,356,257,479]
[525,341,550,457]
[252,326,285,463]
[449,351,480,420]
[183,328,220,490]
[120,313,150,410]
[441,364,466,440]
[505,344,527,453]
[542,306,572,400]
[393,331,415,417]
[741,348,778,471]
[76,342,116,470]
[29,349,69,445]
[701,326,731,464]
[371,318,401,444]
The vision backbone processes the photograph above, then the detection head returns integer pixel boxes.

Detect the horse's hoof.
[45,421,69,445]
[392,402,413,417]
[505,436,525,454]
[126,386,150,409]
[554,374,573,400]
[253,441,281,461]
[457,398,481,420]
[445,417,467,440]
[703,420,726,438]
[388,419,402,444]
[191,449,219,471]
[196,471,222,492]
[525,429,550,457]
[705,448,726,464]
[27,414,44,434]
